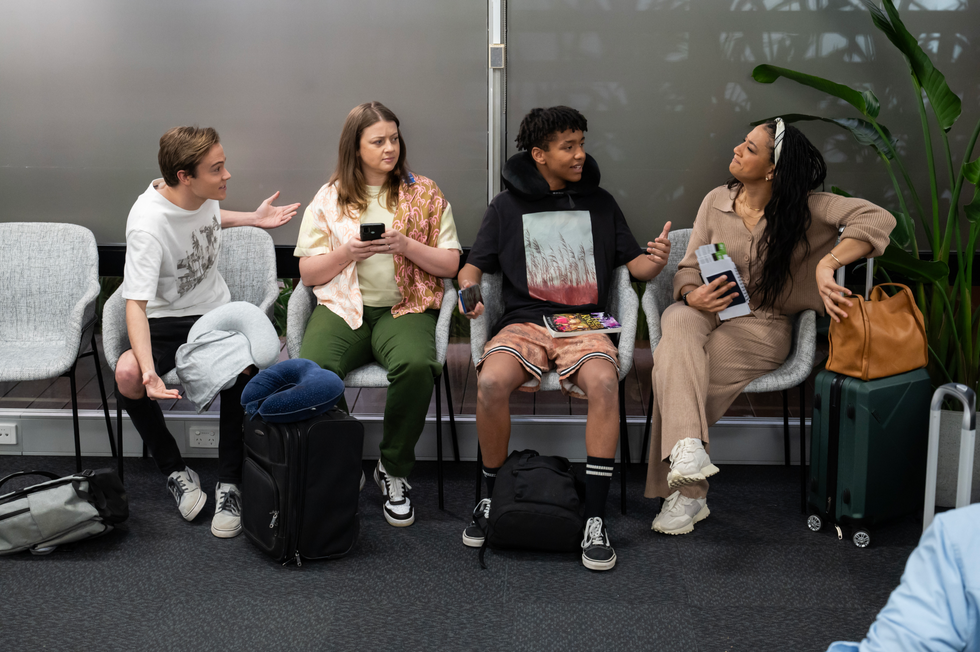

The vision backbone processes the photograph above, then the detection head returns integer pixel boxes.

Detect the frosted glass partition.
[506,0,980,241]
[0,1,487,245]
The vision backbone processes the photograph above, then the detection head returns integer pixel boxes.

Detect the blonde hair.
[157,126,220,187]
[329,102,409,215]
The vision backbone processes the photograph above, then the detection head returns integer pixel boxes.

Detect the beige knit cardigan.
[673,186,895,316]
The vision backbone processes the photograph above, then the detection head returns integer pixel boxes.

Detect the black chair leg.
[436,378,444,510]
[69,366,82,473]
[783,389,791,466]
[443,363,460,463]
[116,398,124,482]
[474,442,483,505]
[799,382,807,514]
[618,379,629,516]
[91,334,117,459]
[642,388,653,465]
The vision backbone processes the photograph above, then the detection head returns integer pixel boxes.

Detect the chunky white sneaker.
[651,490,710,535]
[581,516,617,571]
[666,437,720,489]
[167,467,206,522]
[373,460,415,527]
[211,483,243,538]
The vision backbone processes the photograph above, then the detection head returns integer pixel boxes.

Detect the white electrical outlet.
[189,428,218,449]
[0,423,18,445]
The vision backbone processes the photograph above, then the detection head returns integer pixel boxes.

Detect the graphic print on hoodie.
[523,211,598,305]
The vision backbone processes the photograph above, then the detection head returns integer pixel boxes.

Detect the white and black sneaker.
[211,483,243,538]
[373,460,415,527]
[581,516,617,571]
[167,467,206,522]
[462,498,491,547]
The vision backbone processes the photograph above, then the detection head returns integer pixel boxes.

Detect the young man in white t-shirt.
[116,126,299,537]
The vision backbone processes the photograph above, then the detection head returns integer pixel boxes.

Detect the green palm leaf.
[876,242,948,283]
[752,65,880,118]
[864,0,962,132]
[754,113,896,160]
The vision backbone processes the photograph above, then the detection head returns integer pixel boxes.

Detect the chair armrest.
[469,273,502,364]
[101,288,130,372]
[434,279,457,366]
[608,266,639,379]
[256,275,280,321]
[286,281,316,359]
[642,282,665,355]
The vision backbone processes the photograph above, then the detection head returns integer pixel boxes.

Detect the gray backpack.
[0,469,129,555]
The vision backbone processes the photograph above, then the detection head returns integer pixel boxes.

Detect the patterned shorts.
[475,322,619,398]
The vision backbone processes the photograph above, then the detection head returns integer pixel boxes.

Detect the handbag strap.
[0,470,60,491]
[869,283,913,300]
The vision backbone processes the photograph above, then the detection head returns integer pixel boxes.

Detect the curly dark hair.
[728,122,827,311]
[515,106,588,151]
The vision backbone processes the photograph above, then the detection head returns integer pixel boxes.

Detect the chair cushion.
[241,359,345,423]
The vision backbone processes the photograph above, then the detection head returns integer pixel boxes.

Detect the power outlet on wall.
[0,423,18,445]
[188,428,218,449]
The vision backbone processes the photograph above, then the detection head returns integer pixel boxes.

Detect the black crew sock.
[584,456,615,521]
[482,465,501,498]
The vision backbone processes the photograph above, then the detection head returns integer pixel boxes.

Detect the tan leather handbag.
[827,283,928,380]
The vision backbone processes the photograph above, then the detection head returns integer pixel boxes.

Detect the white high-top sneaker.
[652,490,710,535]
[666,437,720,489]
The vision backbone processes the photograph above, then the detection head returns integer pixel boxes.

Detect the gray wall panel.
[507,0,980,244]
[0,1,487,244]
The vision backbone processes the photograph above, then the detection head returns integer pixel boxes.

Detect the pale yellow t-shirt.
[357,186,461,307]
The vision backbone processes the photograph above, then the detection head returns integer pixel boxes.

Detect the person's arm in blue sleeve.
[827,504,980,652]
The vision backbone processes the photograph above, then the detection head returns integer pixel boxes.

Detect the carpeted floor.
[0,455,921,651]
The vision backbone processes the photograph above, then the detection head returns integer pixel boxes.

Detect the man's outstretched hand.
[253,191,300,229]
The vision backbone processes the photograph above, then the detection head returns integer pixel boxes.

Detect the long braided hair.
[728,122,827,311]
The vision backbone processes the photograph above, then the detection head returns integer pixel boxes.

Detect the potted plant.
[748,0,978,503]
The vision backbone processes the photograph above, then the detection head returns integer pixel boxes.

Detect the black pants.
[122,316,249,485]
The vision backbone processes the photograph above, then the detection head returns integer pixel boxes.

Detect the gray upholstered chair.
[103,226,279,479]
[468,266,640,514]
[640,228,816,511]
[286,278,459,509]
[0,223,116,472]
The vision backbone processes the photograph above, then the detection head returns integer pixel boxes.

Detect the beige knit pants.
[644,303,792,500]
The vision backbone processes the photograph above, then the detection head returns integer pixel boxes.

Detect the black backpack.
[481,450,585,564]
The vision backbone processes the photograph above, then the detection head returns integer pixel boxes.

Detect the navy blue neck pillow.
[241,358,345,423]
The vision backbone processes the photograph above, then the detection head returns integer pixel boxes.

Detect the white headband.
[773,117,786,166]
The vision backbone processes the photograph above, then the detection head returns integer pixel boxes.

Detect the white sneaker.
[652,490,710,535]
[666,438,719,489]
[211,483,243,538]
[373,460,415,527]
[167,467,206,522]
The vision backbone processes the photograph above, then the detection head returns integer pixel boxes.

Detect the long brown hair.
[329,102,410,215]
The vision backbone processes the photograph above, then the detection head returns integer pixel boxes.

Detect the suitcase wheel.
[852,529,871,549]
[806,514,823,532]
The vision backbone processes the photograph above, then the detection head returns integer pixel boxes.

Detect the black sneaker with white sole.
[462,498,491,547]
[581,516,617,571]
[373,460,414,527]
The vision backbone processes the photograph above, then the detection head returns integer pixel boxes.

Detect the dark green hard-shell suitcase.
[807,367,932,547]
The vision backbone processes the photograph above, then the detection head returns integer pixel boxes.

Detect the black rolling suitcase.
[242,408,364,565]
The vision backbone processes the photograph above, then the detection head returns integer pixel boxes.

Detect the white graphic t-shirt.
[122,179,231,318]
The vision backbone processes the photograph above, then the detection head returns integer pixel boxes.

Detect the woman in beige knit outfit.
[646,120,894,535]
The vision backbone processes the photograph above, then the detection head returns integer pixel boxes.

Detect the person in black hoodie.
[457,106,671,571]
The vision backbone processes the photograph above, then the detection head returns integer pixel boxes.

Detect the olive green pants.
[299,305,439,478]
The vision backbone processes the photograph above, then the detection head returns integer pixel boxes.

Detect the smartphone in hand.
[459,284,483,314]
[360,223,385,241]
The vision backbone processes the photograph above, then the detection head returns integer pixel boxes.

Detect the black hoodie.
[468,151,643,337]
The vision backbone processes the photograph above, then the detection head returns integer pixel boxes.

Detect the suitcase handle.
[923,383,977,532]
